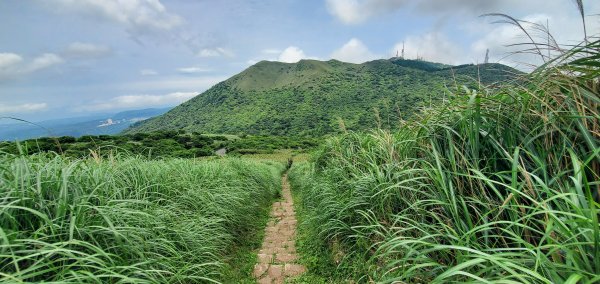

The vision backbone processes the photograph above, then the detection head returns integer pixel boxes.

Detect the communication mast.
[401,42,405,59]
[484,49,489,64]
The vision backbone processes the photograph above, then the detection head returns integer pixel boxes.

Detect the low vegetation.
[0,131,318,159]
[0,153,283,282]
[289,39,599,283]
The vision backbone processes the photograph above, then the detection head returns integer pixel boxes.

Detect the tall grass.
[0,153,282,283]
[289,39,599,283]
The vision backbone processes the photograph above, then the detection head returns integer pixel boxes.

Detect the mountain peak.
[126,60,520,136]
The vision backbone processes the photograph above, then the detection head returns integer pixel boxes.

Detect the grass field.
[0,153,284,283]
[289,40,600,283]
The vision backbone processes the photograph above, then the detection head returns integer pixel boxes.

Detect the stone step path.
[253,174,306,284]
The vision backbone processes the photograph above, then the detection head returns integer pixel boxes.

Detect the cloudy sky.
[1,0,598,121]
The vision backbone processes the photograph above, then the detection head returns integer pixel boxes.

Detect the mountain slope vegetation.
[127,59,520,136]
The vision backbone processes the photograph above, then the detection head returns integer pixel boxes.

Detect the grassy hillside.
[288,40,599,282]
[0,153,284,282]
[127,59,520,136]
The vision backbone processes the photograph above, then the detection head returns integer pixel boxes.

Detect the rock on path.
[253,174,306,284]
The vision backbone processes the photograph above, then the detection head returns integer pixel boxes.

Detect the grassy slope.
[288,41,600,283]
[127,59,519,136]
[0,153,284,283]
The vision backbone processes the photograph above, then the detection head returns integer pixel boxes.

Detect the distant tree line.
[0,130,319,159]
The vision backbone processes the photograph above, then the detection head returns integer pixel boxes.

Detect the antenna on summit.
[484,49,489,64]
[401,42,405,59]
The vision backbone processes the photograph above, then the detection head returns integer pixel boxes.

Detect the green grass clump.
[290,40,599,283]
[0,153,283,283]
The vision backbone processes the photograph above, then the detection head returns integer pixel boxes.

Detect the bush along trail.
[253,172,306,283]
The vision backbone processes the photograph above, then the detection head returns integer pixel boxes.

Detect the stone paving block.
[259,248,276,255]
[268,264,283,278]
[275,253,298,262]
[253,263,269,278]
[257,276,272,284]
[257,253,273,263]
[284,264,307,277]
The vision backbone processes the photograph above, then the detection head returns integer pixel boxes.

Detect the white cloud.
[80,92,198,111]
[331,38,378,63]
[0,53,23,70]
[470,19,533,65]
[197,47,235,58]
[177,67,211,74]
[247,46,319,65]
[278,46,312,63]
[324,0,600,70]
[393,32,464,65]
[48,0,183,34]
[65,42,112,58]
[26,53,64,72]
[140,69,158,76]
[325,0,531,25]
[0,102,48,114]
[469,12,598,69]
[0,52,63,80]
[326,0,408,24]
[415,0,503,13]
[198,49,220,57]
[324,0,600,63]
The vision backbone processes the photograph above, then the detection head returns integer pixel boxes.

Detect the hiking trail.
[253,174,305,283]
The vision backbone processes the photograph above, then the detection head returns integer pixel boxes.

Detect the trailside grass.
[0,153,284,283]
[289,40,600,283]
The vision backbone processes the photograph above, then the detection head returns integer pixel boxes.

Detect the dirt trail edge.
[253,174,306,283]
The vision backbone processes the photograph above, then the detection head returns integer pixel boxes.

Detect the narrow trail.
[253,174,305,283]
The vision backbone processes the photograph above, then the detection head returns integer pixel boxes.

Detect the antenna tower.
[401,42,405,59]
[484,49,489,64]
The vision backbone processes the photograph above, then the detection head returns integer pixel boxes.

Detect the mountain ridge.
[127,58,521,136]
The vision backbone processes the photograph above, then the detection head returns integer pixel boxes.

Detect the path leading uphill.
[253,174,305,283]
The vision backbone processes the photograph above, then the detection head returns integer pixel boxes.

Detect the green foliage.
[226,136,319,154]
[0,131,318,159]
[0,153,284,283]
[128,59,520,136]
[289,40,600,283]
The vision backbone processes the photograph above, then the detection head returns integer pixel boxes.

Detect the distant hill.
[127,59,521,136]
[0,107,172,141]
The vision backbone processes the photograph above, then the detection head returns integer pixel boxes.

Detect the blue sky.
[1,0,598,121]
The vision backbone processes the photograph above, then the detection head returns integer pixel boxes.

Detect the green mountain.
[127,59,520,136]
